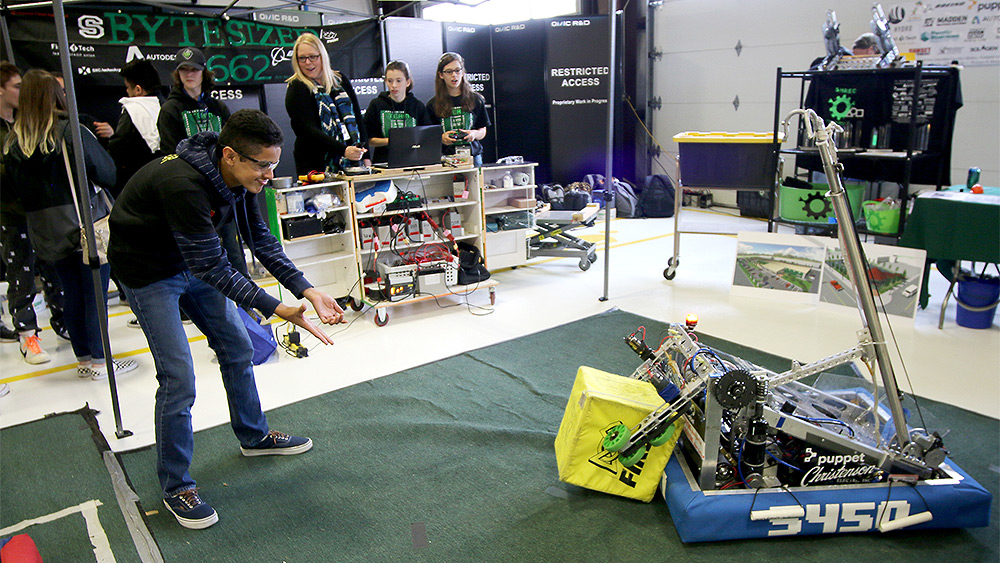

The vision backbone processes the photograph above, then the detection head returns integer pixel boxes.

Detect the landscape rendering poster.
[820,239,926,319]
[731,232,827,304]
[731,232,926,318]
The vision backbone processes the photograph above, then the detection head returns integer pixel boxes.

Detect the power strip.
[283,330,309,358]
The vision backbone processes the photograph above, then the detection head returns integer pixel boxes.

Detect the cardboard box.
[555,366,682,502]
[507,197,536,209]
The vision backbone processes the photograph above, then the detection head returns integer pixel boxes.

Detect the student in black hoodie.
[109,109,345,530]
[157,47,230,155]
[363,60,430,165]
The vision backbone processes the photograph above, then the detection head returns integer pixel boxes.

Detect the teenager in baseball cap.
[174,47,206,71]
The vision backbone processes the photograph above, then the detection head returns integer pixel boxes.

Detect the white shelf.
[485,206,533,216]
[296,252,356,268]
[274,180,346,193]
[482,161,537,170]
[483,185,535,193]
[282,229,353,244]
[279,205,351,220]
[356,199,478,220]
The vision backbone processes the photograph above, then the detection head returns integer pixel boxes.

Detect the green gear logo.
[828,94,854,121]
[866,207,886,231]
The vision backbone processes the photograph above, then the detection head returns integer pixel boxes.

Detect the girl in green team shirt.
[363,60,430,165]
[427,52,490,168]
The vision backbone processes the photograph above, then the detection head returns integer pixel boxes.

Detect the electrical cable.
[737,437,747,485]
[766,449,803,472]
[873,280,928,432]
[793,415,856,438]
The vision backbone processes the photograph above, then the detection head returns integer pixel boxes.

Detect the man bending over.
[109,109,344,530]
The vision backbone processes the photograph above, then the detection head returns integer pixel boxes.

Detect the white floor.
[1,209,997,454]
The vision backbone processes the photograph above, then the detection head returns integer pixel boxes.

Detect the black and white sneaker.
[163,488,218,530]
[240,430,313,457]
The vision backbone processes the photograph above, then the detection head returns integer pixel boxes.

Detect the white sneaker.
[20,334,51,365]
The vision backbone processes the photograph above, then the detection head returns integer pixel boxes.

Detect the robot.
[819,10,851,71]
[604,110,947,503]
[871,3,902,69]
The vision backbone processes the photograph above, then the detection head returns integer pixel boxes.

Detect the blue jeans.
[53,254,110,361]
[122,271,269,497]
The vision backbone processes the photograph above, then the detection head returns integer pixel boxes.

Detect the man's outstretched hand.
[274,302,334,345]
[302,288,346,325]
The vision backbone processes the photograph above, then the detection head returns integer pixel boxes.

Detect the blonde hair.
[286,32,341,94]
[4,69,65,158]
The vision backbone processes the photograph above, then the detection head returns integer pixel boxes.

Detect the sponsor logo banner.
[893,0,999,64]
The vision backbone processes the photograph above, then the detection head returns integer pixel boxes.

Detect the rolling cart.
[664,132,784,280]
[528,203,600,271]
[362,279,499,327]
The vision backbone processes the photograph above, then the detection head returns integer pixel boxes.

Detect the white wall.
[651,0,1000,192]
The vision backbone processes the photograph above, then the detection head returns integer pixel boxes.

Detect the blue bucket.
[956,276,1000,329]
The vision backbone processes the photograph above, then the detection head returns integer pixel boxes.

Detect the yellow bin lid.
[673,131,785,143]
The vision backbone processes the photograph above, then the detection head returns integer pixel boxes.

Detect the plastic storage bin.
[673,131,784,189]
[778,182,864,223]
[862,200,901,234]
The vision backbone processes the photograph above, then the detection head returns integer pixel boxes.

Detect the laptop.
[386,125,443,170]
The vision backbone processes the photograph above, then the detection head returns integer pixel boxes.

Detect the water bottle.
[966,167,981,190]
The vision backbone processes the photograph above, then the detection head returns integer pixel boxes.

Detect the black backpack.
[454,241,491,284]
[637,175,676,218]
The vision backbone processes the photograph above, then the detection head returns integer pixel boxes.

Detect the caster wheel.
[579,258,591,271]
[664,257,678,280]
[588,253,598,263]
[618,445,647,467]
[350,297,364,312]
[649,423,677,447]
[374,309,388,327]
[602,423,630,452]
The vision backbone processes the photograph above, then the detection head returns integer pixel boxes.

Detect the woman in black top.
[284,32,368,174]
[363,60,429,165]
[426,52,490,167]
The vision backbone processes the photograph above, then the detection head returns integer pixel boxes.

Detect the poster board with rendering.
[732,232,926,318]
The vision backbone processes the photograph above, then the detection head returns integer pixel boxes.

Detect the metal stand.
[53,0,131,439]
